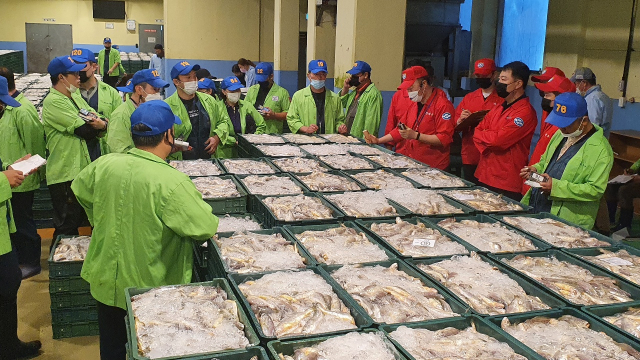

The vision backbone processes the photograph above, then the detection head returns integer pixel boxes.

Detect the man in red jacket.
[473,61,537,200]
[455,58,502,184]
[364,66,455,170]
[385,68,413,136]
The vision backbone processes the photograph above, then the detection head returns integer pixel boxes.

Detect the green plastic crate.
[52,321,99,339]
[289,170,366,193]
[253,193,345,228]
[439,187,532,214]
[218,158,280,175]
[168,158,225,177]
[51,306,98,324]
[562,246,640,287]
[341,169,421,190]
[254,144,307,158]
[583,300,640,341]
[235,173,310,212]
[50,291,96,309]
[191,175,248,215]
[125,280,260,360]
[380,315,545,360]
[269,155,334,175]
[357,153,429,171]
[49,276,90,294]
[128,340,268,360]
[388,193,476,219]
[320,191,413,221]
[346,144,398,156]
[48,236,87,278]
[394,167,476,189]
[279,134,329,145]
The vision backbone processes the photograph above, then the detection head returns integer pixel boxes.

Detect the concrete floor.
[17,228,99,360]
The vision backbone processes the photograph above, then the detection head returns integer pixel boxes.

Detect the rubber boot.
[613,209,634,233]
[607,201,619,225]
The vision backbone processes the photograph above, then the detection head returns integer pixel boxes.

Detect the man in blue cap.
[42,55,108,240]
[197,77,218,98]
[72,101,218,360]
[521,92,613,229]
[340,60,383,138]
[107,69,170,154]
[287,59,347,135]
[165,61,232,159]
[244,62,291,134]
[98,37,122,89]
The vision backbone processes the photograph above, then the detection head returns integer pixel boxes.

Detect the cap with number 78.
[545,92,588,128]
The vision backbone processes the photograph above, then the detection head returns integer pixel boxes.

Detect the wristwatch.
[416,132,421,141]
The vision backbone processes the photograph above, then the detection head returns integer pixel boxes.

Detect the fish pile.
[350,169,414,189]
[216,215,262,233]
[503,255,633,305]
[53,236,91,262]
[281,134,327,144]
[169,159,222,176]
[238,270,357,337]
[272,157,328,173]
[368,218,469,257]
[278,332,398,360]
[222,159,276,174]
[419,253,550,315]
[502,216,610,248]
[326,191,398,218]
[294,225,389,265]
[263,195,335,221]
[300,144,350,156]
[438,218,538,253]
[401,168,467,188]
[214,231,307,273]
[501,315,640,359]
[240,175,304,196]
[365,154,425,169]
[241,134,285,144]
[331,263,459,323]
[297,172,361,192]
[604,308,640,338]
[581,249,640,285]
[319,155,374,170]
[347,145,387,156]
[257,145,304,157]
[389,324,527,360]
[442,189,523,212]
[319,134,362,143]
[191,177,240,199]
[382,188,465,215]
[131,285,250,359]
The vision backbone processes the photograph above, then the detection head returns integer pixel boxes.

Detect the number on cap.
[555,103,567,114]
[180,61,190,66]
[72,49,82,56]
[151,70,159,77]
[318,61,324,67]
[230,78,238,83]
[257,69,263,74]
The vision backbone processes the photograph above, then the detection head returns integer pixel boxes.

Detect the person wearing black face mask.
[340,61,383,138]
[244,62,291,134]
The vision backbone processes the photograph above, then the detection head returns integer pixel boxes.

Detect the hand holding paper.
[9,154,46,176]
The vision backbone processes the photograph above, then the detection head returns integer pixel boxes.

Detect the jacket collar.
[586,85,601,97]
[126,147,172,165]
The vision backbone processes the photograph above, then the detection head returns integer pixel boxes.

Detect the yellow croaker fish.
[582,249,640,285]
[438,218,537,253]
[319,154,374,170]
[502,216,610,248]
[298,172,361,192]
[442,189,523,212]
[366,153,425,169]
[351,169,414,190]
[272,158,329,174]
[169,159,221,176]
[240,175,303,196]
[604,307,640,338]
[281,134,327,144]
[278,332,397,360]
[222,159,276,175]
[295,225,389,265]
[191,177,240,199]
[326,191,397,218]
[401,168,466,188]
[52,236,91,262]
[241,134,285,144]
[257,145,304,157]
[263,195,334,221]
[381,188,465,215]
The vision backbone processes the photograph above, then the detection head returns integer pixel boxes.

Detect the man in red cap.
[455,59,502,183]
[531,66,565,83]
[364,66,455,170]
[384,68,413,136]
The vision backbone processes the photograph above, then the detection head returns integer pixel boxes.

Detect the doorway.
[138,24,164,54]
[25,23,73,73]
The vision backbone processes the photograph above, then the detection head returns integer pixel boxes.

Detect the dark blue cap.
[197,77,216,91]
[117,69,170,93]
[70,48,96,63]
[545,92,589,128]
[255,62,273,82]
[170,61,201,80]
[130,101,181,136]
[308,59,328,74]
[47,55,87,77]
[347,61,372,75]
[220,76,243,91]
[103,37,112,44]
[0,76,20,108]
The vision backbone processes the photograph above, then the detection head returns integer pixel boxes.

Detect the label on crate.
[413,238,435,247]
[601,257,633,266]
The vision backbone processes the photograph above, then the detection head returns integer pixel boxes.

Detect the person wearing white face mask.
[521,92,613,229]
[107,69,170,154]
[571,67,613,138]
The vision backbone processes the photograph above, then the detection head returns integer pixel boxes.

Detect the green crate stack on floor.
[34,181,54,229]
[0,50,24,74]
[48,235,98,339]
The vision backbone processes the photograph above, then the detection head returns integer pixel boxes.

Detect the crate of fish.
[169,159,224,177]
[267,329,408,360]
[359,153,428,170]
[52,321,99,339]
[347,144,396,156]
[129,345,269,360]
[237,134,286,148]
[398,168,475,189]
[282,222,395,266]
[561,246,640,288]
[227,268,372,343]
[50,291,97,309]
[342,169,418,190]
[299,144,352,156]
[317,133,363,144]
[270,156,333,174]
[430,214,552,254]
[125,280,260,360]
[190,175,247,214]
[219,158,280,175]
[321,191,412,221]
[485,307,640,359]
[439,187,531,214]
[583,300,640,341]
[216,213,264,233]
[255,144,306,158]
[49,276,90,294]
[355,217,473,260]
[205,228,316,279]
[253,193,345,228]
[291,170,366,193]
[280,133,329,145]
[408,252,566,316]
[316,154,379,171]
[48,235,91,278]
[493,212,621,249]
[236,173,309,212]
[51,306,98,324]
[491,249,640,307]
[380,188,475,218]
[380,315,545,360]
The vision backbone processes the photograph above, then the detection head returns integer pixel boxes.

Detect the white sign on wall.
[43,18,56,22]
[105,23,114,29]
[148,37,156,43]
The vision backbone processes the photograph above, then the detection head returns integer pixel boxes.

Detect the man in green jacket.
[287,59,347,135]
[0,70,46,278]
[42,55,109,240]
[521,92,613,229]
[165,61,232,160]
[340,61,383,138]
[244,62,291,134]
[107,69,169,154]
[72,101,219,360]
[97,37,122,88]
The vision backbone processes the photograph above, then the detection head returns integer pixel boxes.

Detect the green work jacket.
[97,48,122,77]
[218,99,267,158]
[0,170,16,256]
[286,86,345,134]
[105,99,137,154]
[244,83,291,134]
[0,93,46,192]
[341,82,383,138]
[71,148,219,309]
[522,126,613,229]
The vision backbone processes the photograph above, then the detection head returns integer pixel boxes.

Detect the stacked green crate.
[0,50,24,74]
[34,182,54,229]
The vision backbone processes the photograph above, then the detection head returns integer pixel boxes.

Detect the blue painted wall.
[273,70,298,98]
[497,0,549,71]
[459,0,473,31]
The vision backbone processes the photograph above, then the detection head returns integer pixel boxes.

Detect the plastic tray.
[583,300,640,341]
[347,144,398,156]
[50,291,96,309]
[395,167,476,189]
[379,315,545,360]
[282,221,396,266]
[205,228,316,279]
[407,253,566,316]
[490,249,640,307]
[315,154,381,172]
[384,191,476,219]
[279,134,329,145]
[320,191,413,221]
[253,193,345,228]
[341,169,421,190]
[52,321,99,339]
[269,155,334,174]
[192,175,248,215]
[439,187,532,214]
[254,144,307,158]
[290,170,367,193]
[237,134,286,153]
[218,157,280,175]
[51,306,98,324]
[357,153,429,171]
[47,236,86,278]
[125,280,260,360]
[236,173,309,212]
[168,159,225,177]
[562,246,640,287]
[49,276,90,294]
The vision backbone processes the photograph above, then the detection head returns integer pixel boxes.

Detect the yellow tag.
[180,61,190,66]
